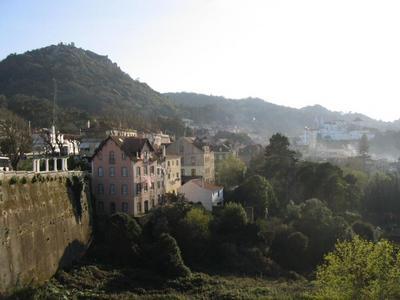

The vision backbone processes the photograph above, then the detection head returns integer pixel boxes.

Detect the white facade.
[33,126,79,155]
[318,121,375,141]
[179,178,223,211]
[141,132,171,148]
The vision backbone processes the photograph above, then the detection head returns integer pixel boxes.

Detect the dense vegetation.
[10,133,400,299]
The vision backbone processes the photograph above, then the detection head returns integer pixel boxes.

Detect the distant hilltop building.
[318,120,375,141]
[299,120,375,147]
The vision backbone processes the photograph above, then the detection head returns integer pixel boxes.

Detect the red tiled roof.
[190,178,223,192]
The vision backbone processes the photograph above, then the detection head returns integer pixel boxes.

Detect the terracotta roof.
[190,178,223,192]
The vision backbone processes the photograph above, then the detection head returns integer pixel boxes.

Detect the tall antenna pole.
[52,78,57,127]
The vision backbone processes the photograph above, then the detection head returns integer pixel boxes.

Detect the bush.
[175,207,212,265]
[103,213,142,265]
[153,233,191,278]
[315,236,400,299]
[212,203,247,238]
[9,176,18,185]
[20,177,27,184]
[352,220,375,241]
[31,175,38,183]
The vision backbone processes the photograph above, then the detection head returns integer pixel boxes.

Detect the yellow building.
[163,154,182,194]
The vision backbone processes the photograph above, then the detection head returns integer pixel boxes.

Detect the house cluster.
[26,121,262,216]
[91,134,226,216]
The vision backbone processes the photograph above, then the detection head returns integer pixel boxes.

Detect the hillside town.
[0,119,265,216]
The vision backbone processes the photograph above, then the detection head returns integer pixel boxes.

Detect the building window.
[109,184,116,195]
[109,166,115,177]
[150,166,155,175]
[122,152,126,160]
[109,151,115,164]
[136,183,142,195]
[181,169,185,176]
[157,181,161,189]
[98,167,104,177]
[176,172,179,178]
[122,202,128,212]
[144,183,148,192]
[97,184,104,194]
[181,157,184,165]
[191,169,196,176]
[168,161,171,167]
[137,201,142,213]
[176,159,179,166]
[121,167,128,177]
[144,200,149,213]
[151,182,155,190]
[136,166,141,177]
[157,168,160,175]
[151,198,155,207]
[144,166,148,175]
[121,184,128,195]
[98,201,104,212]
[110,202,116,214]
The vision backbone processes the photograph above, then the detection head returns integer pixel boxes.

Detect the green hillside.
[0,43,179,133]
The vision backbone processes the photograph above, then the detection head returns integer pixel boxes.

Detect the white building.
[179,178,223,211]
[318,121,375,141]
[140,132,171,149]
[33,126,79,155]
[105,129,137,137]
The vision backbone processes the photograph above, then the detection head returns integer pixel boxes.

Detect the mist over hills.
[165,92,400,137]
[0,43,399,139]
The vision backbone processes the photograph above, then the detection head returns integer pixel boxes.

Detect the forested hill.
[165,92,400,137]
[0,43,180,133]
[1,44,399,137]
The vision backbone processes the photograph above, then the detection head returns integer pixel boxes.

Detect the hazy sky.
[1,0,400,121]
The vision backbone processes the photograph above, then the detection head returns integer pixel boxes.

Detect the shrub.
[315,236,400,299]
[213,203,247,234]
[9,176,18,185]
[153,233,191,278]
[103,213,142,265]
[20,177,27,184]
[352,220,375,241]
[31,175,38,183]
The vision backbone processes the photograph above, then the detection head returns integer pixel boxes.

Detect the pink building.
[91,136,165,215]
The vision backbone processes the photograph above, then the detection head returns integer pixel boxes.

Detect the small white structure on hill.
[179,178,223,211]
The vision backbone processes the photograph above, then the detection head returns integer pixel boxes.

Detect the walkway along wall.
[0,171,93,295]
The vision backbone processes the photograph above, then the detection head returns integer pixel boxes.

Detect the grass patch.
[20,263,315,299]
